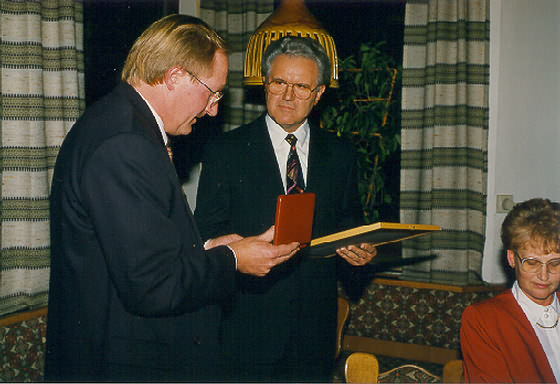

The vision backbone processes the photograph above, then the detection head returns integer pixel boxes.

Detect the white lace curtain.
[0,0,85,316]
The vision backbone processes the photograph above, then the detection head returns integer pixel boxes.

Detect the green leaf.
[320,41,401,222]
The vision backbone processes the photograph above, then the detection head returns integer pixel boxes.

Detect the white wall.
[483,0,560,283]
[179,0,199,17]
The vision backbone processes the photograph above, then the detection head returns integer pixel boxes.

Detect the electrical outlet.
[496,194,514,213]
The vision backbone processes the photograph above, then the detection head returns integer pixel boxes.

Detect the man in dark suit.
[45,14,299,382]
[195,36,377,382]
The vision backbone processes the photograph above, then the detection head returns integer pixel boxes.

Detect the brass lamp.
[243,0,338,87]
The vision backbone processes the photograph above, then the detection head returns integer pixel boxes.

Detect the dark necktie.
[285,134,305,194]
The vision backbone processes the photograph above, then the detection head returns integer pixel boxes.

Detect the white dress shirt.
[512,281,560,382]
[266,114,310,193]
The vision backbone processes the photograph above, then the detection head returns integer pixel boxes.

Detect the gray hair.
[261,36,331,87]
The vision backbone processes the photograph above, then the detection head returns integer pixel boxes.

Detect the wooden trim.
[370,277,506,293]
[343,335,460,365]
[0,307,48,327]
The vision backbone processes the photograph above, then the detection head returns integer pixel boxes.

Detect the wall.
[179,0,198,17]
[483,0,560,283]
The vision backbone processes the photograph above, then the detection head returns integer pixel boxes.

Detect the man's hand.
[336,243,377,266]
[228,226,300,276]
[204,234,243,249]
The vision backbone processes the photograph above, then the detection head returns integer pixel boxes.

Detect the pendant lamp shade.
[243,0,338,87]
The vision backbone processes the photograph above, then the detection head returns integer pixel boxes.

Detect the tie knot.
[285,134,297,146]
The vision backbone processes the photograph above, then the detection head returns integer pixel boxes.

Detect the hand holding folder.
[271,193,440,258]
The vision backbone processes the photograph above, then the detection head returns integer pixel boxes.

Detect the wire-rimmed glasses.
[186,70,225,107]
[266,79,320,100]
[514,252,560,274]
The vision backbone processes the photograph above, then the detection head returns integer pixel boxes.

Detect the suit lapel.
[117,84,200,239]
[247,116,286,196]
[306,124,330,194]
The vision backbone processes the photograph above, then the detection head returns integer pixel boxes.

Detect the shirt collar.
[134,88,168,146]
[512,281,560,324]
[265,114,309,149]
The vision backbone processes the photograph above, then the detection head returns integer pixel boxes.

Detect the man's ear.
[506,249,516,268]
[164,66,185,90]
[313,85,327,105]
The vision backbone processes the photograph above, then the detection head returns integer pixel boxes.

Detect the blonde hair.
[122,14,227,86]
[501,198,560,254]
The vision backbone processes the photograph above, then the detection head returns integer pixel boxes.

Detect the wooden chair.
[344,352,464,383]
[336,296,350,359]
[377,364,440,383]
[345,352,380,383]
[442,359,464,383]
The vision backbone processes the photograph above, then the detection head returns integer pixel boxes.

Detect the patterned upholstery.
[339,278,504,349]
[0,315,46,382]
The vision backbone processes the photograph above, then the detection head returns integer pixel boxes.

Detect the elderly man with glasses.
[194,36,378,382]
[461,198,560,383]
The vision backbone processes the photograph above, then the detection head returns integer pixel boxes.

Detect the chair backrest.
[345,352,380,383]
[442,359,463,383]
[345,352,454,383]
[378,364,440,383]
[336,296,350,359]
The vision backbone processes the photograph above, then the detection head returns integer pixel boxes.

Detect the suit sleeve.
[460,305,512,383]
[80,134,235,316]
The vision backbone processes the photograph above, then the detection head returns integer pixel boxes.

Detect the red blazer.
[460,289,558,383]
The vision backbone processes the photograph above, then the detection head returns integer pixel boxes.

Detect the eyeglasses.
[266,79,320,100]
[514,252,560,274]
[186,70,225,107]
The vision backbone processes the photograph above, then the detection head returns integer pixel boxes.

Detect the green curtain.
[200,0,273,131]
[0,0,85,316]
[400,0,489,284]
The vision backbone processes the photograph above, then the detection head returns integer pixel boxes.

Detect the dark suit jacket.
[195,114,363,370]
[45,83,236,382]
[461,289,557,383]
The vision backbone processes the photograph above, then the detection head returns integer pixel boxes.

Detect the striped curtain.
[400,0,489,284]
[0,0,85,316]
[200,0,272,131]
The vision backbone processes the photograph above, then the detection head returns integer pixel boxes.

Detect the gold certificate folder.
[308,222,441,258]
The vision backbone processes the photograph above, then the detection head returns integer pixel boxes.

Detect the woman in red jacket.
[461,198,560,383]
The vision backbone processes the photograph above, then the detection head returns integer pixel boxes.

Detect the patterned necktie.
[166,144,173,163]
[285,134,305,194]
